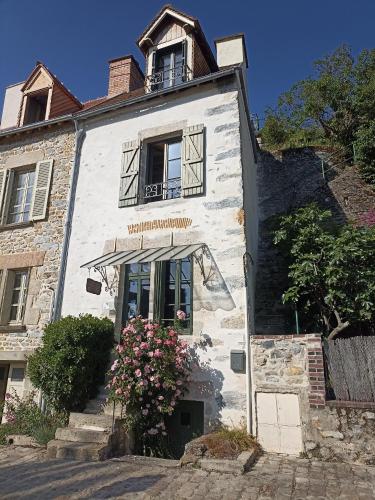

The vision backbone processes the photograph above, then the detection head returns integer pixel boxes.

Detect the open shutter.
[181,39,187,81]
[119,140,140,207]
[182,124,205,197]
[0,270,14,325]
[0,170,8,223]
[30,159,53,221]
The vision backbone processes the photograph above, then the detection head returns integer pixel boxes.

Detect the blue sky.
[0,0,374,122]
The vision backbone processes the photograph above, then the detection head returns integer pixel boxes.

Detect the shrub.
[196,425,259,459]
[28,314,114,413]
[108,314,191,455]
[0,391,66,445]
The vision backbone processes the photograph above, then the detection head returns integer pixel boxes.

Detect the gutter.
[52,119,85,320]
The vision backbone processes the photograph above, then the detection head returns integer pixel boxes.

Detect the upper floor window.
[23,91,49,125]
[149,42,189,91]
[145,139,182,202]
[118,125,204,208]
[7,169,35,224]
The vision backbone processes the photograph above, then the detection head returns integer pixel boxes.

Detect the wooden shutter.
[119,140,140,207]
[182,124,205,197]
[0,169,8,223]
[0,270,14,325]
[30,159,53,221]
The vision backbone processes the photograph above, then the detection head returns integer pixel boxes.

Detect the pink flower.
[116,344,124,353]
[157,395,164,401]
[140,342,149,350]
[135,369,142,377]
[154,349,163,358]
[115,388,122,395]
[111,360,119,371]
[148,351,154,357]
[176,310,186,320]
[155,338,162,345]
[176,380,183,386]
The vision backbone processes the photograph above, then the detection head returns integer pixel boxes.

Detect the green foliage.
[354,121,375,186]
[0,391,66,445]
[261,46,375,183]
[274,204,375,338]
[28,314,114,413]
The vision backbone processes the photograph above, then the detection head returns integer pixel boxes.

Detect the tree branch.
[327,309,350,340]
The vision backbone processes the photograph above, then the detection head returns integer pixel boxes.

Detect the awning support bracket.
[193,245,214,286]
[92,265,119,296]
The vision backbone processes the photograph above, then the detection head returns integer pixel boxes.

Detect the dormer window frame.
[145,35,193,93]
[19,86,52,127]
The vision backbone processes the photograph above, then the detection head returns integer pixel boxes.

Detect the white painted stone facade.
[61,78,258,429]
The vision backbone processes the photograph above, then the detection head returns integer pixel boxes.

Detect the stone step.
[69,412,115,431]
[47,440,111,461]
[55,427,111,444]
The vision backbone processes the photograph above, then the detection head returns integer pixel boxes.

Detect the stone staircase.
[47,387,130,461]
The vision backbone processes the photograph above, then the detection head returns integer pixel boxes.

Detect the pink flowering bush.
[108,314,191,453]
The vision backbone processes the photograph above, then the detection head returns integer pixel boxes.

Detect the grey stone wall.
[255,147,375,334]
[252,334,375,464]
[0,124,75,352]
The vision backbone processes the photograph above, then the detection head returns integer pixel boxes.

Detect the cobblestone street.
[1,446,375,499]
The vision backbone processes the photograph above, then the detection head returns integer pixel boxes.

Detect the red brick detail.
[108,56,144,97]
[307,338,326,408]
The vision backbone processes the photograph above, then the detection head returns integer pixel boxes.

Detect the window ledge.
[0,222,33,232]
[0,325,27,334]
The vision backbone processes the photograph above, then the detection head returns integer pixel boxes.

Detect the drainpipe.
[52,119,85,320]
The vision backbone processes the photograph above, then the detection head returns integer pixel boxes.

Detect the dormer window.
[23,91,49,125]
[150,42,188,91]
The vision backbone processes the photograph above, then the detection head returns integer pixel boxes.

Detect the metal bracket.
[91,265,119,296]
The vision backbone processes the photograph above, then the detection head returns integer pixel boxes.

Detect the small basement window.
[23,91,49,125]
[11,367,25,382]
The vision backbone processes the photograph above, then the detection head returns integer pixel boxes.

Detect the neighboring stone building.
[58,4,258,451]
[0,63,81,409]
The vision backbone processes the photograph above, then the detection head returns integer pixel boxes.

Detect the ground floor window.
[122,257,193,334]
[0,268,29,325]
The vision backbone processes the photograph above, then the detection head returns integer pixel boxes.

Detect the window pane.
[10,306,18,322]
[140,279,150,318]
[127,279,138,318]
[180,283,191,305]
[141,263,151,273]
[148,143,164,185]
[167,159,181,181]
[128,263,139,274]
[181,259,191,281]
[11,368,25,381]
[168,142,181,161]
[8,170,35,224]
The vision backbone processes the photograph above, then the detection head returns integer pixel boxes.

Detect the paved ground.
[1,446,375,499]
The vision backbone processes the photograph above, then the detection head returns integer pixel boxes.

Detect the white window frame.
[6,168,35,225]
[0,268,30,326]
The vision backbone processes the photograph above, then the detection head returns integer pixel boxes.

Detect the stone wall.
[251,334,375,464]
[0,124,75,352]
[255,147,375,334]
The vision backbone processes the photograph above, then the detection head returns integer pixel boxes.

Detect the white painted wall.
[62,79,257,429]
[0,82,24,130]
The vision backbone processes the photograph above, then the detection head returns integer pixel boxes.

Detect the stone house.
[0,62,82,411]
[57,5,258,451]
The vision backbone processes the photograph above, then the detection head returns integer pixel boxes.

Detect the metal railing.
[144,178,181,201]
[145,65,191,92]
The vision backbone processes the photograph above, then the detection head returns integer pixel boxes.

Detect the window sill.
[0,325,27,334]
[0,222,33,232]
[135,197,186,210]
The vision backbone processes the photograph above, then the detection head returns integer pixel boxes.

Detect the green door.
[166,400,204,458]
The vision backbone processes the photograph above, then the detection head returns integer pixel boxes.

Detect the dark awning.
[81,243,204,269]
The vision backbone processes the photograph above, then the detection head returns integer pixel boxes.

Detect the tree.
[274,204,375,339]
[261,46,375,182]
[28,315,114,413]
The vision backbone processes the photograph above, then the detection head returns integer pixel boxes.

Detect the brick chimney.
[108,55,144,97]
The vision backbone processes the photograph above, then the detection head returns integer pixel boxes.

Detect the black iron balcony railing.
[145,65,192,92]
[144,178,181,202]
